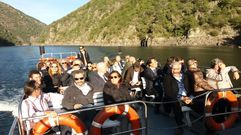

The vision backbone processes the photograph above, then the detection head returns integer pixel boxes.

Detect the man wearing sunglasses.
[62,69,96,130]
[62,69,94,110]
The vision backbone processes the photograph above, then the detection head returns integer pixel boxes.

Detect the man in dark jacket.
[62,69,95,129]
[163,62,191,135]
[77,46,90,69]
[62,69,94,109]
[141,57,163,113]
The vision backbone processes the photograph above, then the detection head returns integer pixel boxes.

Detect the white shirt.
[75,83,91,95]
[131,71,139,84]
[21,93,63,129]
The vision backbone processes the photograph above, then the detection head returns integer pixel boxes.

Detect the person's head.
[72,70,86,86]
[210,58,223,69]
[103,56,110,63]
[37,62,47,71]
[125,55,130,62]
[87,62,93,71]
[79,46,85,52]
[115,55,121,62]
[108,71,122,85]
[72,59,83,70]
[166,56,175,66]
[24,80,41,98]
[175,56,184,64]
[187,58,198,70]
[129,56,136,64]
[146,57,158,68]
[170,62,182,75]
[91,63,97,71]
[133,62,141,72]
[48,62,62,76]
[28,70,42,85]
[97,62,108,74]
[59,59,68,67]
[72,59,82,66]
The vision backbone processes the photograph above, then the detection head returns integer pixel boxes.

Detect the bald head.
[97,62,108,74]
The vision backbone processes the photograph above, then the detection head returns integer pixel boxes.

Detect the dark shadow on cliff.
[0,38,15,46]
[222,30,241,47]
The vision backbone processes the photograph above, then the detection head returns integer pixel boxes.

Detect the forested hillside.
[0,2,46,46]
[39,0,241,46]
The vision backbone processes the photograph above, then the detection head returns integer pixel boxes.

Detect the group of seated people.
[21,48,240,135]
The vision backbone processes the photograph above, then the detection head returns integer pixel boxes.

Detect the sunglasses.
[51,66,58,68]
[61,62,67,64]
[110,76,119,79]
[74,77,85,81]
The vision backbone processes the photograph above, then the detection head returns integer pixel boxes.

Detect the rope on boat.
[143,87,241,105]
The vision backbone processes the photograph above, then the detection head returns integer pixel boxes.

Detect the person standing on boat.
[21,80,63,131]
[163,62,192,135]
[206,58,240,90]
[77,46,90,69]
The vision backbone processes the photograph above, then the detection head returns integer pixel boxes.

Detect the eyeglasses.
[74,77,85,81]
[73,64,80,66]
[110,76,119,79]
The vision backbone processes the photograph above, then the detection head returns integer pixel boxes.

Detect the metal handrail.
[14,100,148,135]
[8,117,18,135]
[41,52,78,59]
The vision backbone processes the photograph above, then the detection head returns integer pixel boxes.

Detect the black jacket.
[103,81,132,105]
[163,73,190,100]
[62,83,94,110]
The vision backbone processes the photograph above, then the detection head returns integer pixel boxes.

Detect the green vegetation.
[0,2,46,46]
[39,0,241,45]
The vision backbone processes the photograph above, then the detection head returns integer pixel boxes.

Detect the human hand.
[233,71,240,80]
[74,104,83,109]
[130,81,135,86]
[136,81,141,86]
[181,96,192,104]
[45,111,57,117]
[59,86,67,94]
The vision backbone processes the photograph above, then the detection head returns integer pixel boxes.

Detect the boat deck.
[147,106,241,135]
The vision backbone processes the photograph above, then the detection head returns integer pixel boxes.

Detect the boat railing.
[10,100,148,135]
[41,52,78,59]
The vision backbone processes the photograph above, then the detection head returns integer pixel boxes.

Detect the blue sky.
[0,0,90,24]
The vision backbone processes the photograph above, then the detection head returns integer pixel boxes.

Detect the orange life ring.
[31,114,87,135]
[89,105,140,135]
[39,58,57,63]
[66,56,77,61]
[205,91,238,131]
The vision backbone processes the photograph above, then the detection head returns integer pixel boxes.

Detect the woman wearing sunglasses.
[103,71,132,105]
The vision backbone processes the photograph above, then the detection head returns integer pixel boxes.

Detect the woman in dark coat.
[103,71,132,105]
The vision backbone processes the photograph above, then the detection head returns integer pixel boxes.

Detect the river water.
[0,46,241,134]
